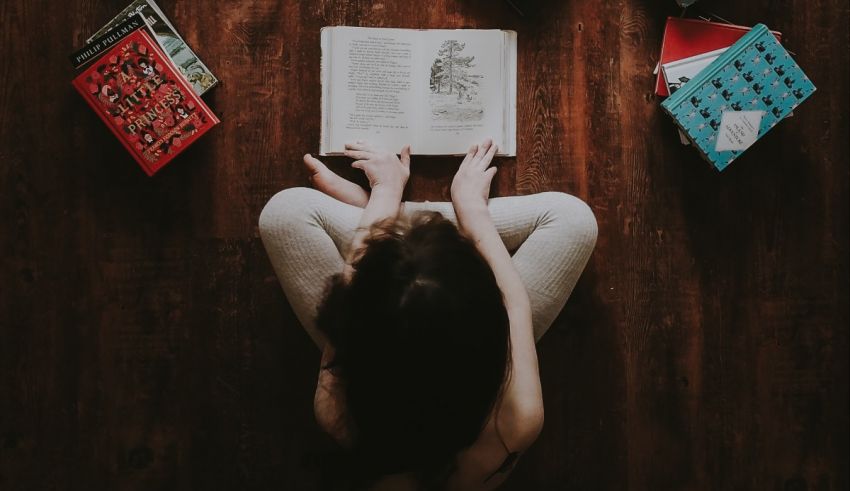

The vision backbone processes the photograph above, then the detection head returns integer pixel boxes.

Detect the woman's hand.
[344,141,411,197]
[450,138,498,217]
[342,142,411,275]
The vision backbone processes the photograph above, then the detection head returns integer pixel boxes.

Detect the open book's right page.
[414,30,515,155]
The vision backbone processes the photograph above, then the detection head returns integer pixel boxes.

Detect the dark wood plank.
[0,0,847,489]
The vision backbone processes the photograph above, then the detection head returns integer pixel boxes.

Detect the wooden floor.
[1,0,847,489]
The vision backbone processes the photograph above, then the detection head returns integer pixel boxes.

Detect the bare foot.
[303,154,369,207]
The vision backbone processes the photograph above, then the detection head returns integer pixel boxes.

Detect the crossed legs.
[259,156,597,348]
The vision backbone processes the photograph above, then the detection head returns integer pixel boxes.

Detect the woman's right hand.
[450,138,498,218]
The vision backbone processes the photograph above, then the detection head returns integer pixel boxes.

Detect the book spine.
[663,24,769,110]
[70,14,147,69]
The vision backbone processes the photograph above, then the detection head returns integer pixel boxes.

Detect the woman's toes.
[303,154,327,175]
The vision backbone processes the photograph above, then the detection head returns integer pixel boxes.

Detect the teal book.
[661,24,816,171]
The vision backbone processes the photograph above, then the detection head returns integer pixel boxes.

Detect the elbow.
[501,397,544,451]
[518,400,544,447]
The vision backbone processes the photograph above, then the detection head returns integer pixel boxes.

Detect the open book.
[320,27,517,156]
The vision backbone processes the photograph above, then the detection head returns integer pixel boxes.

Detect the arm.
[313,142,412,440]
[340,142,411,278]
[456,207,543,436]
[402,192,598,341]
[447,139,544,489]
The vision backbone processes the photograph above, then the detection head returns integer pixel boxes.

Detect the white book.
[661,47,729,94]
[320,27,517,156]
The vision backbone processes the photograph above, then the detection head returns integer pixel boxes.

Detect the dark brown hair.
[315,212,512,490]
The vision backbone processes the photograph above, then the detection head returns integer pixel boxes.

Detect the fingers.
[344,149,372,160]
[345,141,375,152]
[460,144,478,169]
[400,145,411,168]
[479,141,498,168]
[484,166,498,181]
[472,137,492,162]
[351,160,366,170]
[462,138,496,169]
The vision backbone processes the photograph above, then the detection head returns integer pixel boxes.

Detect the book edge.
[661,46,728,71]
[319,27,332,156]
[655,17,675,96]
[505,30,517,157]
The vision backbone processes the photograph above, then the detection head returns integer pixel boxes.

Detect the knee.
[540,192,598,252]
[259,187,322,239]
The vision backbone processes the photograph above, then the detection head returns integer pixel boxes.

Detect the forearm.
[344,186,403,276]
[456,206,541,407]
[457,206,531,314]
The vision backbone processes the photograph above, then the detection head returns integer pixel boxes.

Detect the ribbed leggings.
[259,187,598,347]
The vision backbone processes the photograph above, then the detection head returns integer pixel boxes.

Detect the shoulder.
[446,399,544,490]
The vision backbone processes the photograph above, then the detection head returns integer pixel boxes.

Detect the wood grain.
[0,0,847,489]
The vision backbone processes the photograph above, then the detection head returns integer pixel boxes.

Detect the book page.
[413,30,507,155]
[323,27,418,154]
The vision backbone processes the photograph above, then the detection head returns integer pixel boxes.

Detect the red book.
[655,17,782,97]
[72,27,219,176]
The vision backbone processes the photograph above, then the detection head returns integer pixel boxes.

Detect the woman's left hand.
[344,141,411,197]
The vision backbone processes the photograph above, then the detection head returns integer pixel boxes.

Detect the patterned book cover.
[72,27,219,176]
[86,0,218,96]
[661,24,816,171]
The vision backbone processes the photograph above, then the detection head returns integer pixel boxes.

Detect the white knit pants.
[259,187,598,348]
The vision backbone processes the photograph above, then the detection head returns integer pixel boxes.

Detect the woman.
[259,138,597,490]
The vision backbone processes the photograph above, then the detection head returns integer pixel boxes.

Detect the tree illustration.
[430,58,443,93]
[430,40,478,100]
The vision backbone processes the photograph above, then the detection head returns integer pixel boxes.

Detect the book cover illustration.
[87,0,217,96]
[661,24,815,171]
[73,28,219,176]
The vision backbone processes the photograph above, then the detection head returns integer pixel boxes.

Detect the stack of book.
[654,17,816,171]
[70,0,219,176]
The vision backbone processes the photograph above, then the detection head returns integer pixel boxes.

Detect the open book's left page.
[321,27,419,155]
